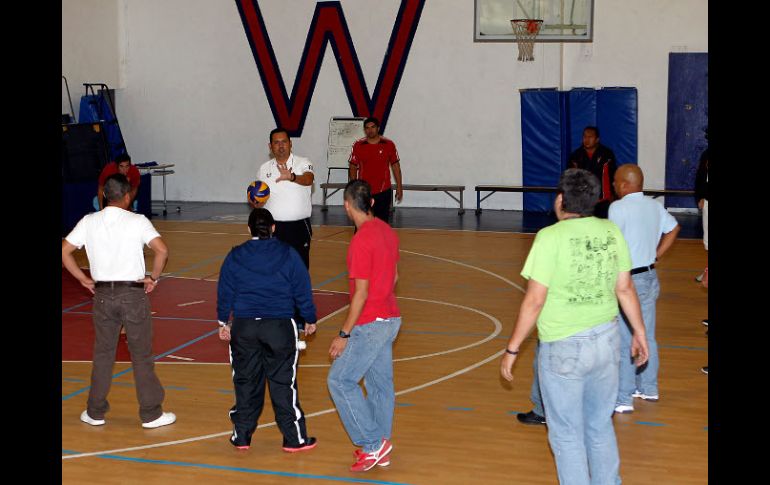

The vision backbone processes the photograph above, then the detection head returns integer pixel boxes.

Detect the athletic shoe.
[701,366,708,374]
[142,412,176,429]
[694,272,704,282]
[516,410,546,425]
[230,434,250,450]
[702,319,708,326]
[350,438,392,472]
[282,437,318,453]
[614,404,634,414]
[80,410,105,426]
[355,448,390,466]
[631,391,660,402]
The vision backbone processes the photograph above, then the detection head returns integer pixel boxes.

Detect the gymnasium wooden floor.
[61,218,708,484]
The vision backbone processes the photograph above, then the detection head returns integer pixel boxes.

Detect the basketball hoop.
[510,19,543,62]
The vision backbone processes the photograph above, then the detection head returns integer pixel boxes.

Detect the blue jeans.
[531,342,545,417]
[539,320,622,485]
[327,317,402,453]
[617,270,660,406]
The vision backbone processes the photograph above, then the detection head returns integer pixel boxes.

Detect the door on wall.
[665,53,708,209]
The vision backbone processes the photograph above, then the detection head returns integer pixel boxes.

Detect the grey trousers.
[87,285,165,423]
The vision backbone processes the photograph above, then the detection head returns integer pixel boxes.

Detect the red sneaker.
[354,448,390,467]
[350,438,392,472]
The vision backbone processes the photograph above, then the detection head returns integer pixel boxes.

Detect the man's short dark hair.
[364,117,380,128]
[104,174,131,202]
[344,179,372,214]
[115,153,131,164]
[558,168,600,216]
[584,126,600,137]
[269,127,290,143]
[248,208,275,239]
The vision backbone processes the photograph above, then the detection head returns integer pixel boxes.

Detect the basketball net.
[511,19,543,62]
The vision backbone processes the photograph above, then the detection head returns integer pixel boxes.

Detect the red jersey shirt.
[347,217,400,325]
[349,137,399,195]
[98,162,141,188]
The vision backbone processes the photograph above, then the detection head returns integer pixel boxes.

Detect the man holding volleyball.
[252,127,314,269]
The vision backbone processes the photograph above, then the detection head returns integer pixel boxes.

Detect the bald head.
[613,164,644,198]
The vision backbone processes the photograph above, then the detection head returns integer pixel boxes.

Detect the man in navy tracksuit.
[217,208,318,452]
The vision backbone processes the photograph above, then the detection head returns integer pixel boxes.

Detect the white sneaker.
[80,410,105,426]
[614,405,634,414]
[631,391,660,402]
[142,412,176,429]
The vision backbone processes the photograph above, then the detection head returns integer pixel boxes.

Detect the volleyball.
[247,180,270,204]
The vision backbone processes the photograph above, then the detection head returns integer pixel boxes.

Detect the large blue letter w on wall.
[235,0,425,136]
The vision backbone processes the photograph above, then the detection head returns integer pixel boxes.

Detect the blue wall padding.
[62,173,152,235]
[78,95,127,161]
[565,88,597,170]
[596,87,638,166]
[521,89,563,212]
[520,87,639,212]
[665,53,708,208]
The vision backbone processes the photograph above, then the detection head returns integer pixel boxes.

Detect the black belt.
[95,281,144,289]
[630,264,655,275]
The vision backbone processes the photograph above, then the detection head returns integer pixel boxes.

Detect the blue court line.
[217,389,234,394]
[63,378,85,383]
[314,270,348,289]
[508,411,525,415]
[446,407,474,411]
[395,402,413,407]
[62,453,413,484]
[62,299,93,314]
[61,328,219,401]
[163,386,188,391]
[636,421,666,427]
[66,312,218,324]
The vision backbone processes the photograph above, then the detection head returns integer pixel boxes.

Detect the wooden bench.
[320,183,466,214]
[474,185,695,214]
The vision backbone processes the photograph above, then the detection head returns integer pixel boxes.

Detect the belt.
[95,281,144,289]
[630,264,655,275]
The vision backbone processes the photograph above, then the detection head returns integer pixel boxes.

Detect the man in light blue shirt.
[609,164,680,413]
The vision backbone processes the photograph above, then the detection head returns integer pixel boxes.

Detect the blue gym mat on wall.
[664,53,708,209]
[520,87,638,212]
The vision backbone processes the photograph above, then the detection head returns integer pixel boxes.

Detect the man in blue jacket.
[217,208,318,452]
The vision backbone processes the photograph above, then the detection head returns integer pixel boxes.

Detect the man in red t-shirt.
[327,179,402,472]
[348,117,403,224]
[97,154,141,210]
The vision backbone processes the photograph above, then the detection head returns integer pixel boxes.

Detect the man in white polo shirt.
[251,127,314,269]
[609,164,680,413]
[62,173,175,429]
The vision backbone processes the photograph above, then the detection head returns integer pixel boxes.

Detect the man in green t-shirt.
[500,168,649,484]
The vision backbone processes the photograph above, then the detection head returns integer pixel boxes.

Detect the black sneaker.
[282,437,318,453]
[701,366,708,374]
[517,410,546,425]
[230,434,251,450]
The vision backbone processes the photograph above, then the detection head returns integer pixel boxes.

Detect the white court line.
[63,235,520,460]
[62,347,505,461]
[299,295,501,368]
[177,300,206,307]
[166,355,195,361]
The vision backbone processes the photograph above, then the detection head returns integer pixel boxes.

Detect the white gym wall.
[61,0,708,209]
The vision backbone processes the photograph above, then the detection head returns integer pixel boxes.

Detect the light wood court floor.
[62,220,708,484]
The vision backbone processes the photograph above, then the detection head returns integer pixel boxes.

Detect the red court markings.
[62,275,349,363]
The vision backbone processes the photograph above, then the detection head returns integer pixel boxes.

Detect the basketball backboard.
[475,0,594,42]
